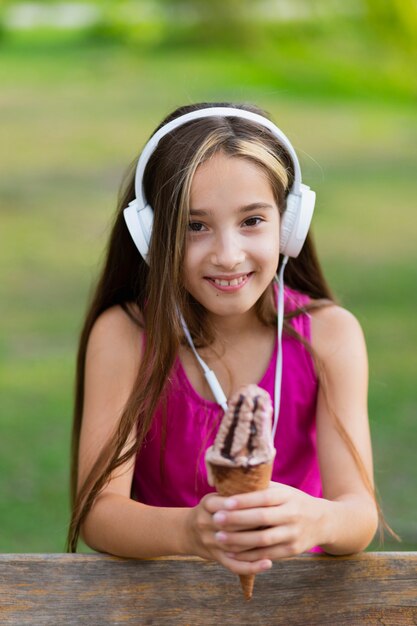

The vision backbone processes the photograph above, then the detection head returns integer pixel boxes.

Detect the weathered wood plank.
[0,553,416,625]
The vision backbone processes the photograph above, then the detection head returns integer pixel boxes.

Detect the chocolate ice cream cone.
[205,385,276,600]
[209,461,274,600]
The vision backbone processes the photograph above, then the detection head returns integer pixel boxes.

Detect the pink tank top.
[133,287,321,507]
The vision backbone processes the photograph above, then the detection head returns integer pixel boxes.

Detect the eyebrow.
[189,202,275,217]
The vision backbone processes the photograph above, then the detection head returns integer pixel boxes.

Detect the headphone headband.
[124,106,315,262]
[134,107,302,205]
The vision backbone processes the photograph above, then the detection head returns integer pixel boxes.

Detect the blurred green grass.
[0,35,416,552]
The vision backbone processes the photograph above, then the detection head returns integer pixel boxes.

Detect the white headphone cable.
[179,313,229,413]
[272,255,288,440]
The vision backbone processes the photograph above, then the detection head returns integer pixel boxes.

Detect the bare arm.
[312,305,378,553]
[79,306,190,557]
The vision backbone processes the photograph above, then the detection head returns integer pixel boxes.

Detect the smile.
[205,273,253,292]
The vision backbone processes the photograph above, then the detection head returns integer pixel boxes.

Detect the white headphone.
[123,107,316,437]
[123,107,315,264]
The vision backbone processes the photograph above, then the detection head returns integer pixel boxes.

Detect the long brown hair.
[67,102,393,552]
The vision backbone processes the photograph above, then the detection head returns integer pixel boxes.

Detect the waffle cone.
[209,461,273,600]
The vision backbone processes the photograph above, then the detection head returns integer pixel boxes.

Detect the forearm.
[318,494,378,555]
[82,492,192,558]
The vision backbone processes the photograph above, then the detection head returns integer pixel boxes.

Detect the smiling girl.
[67,103,380,576]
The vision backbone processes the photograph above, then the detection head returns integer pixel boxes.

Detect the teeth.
[212,275,247,287]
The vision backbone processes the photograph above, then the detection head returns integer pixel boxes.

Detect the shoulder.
[310,304,368,373]
[87,304,144,376]
[89,304,143,349]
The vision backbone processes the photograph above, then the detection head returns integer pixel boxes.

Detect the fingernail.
[213,511,226,524]
[260,560,272,571]
[215,531,227,542]
[224,498,237,509]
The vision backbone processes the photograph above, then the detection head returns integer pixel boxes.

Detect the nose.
[210,230,245,270]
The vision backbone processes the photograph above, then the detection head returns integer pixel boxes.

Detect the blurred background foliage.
[0,0,416,102]
[0,0,416,553]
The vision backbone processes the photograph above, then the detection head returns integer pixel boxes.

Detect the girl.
[67,102,380,576]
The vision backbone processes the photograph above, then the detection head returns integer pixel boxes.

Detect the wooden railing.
[0,552,416,624]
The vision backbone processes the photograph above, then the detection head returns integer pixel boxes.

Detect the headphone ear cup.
[280,192,300,256]
[123,200,154,264]
[280,184,315,258]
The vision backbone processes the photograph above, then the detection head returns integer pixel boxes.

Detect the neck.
[208,309,264,344]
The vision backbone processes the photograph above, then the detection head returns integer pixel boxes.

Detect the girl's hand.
[185,493,274,576]
[206,482,327,563]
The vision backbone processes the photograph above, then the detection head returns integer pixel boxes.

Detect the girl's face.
[183,151,280,321]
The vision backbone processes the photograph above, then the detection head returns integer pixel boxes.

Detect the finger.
[212,505,283,531]
[215,525,291,553]
[202,493,236,514]
[225,541,299,562]
[269,480,287,488]
[221,487,291,511]
[218,551,273,576]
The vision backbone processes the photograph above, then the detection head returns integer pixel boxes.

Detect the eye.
[243,216,263,227]
[188,222,206,232]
